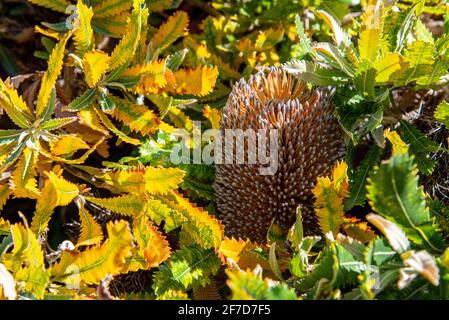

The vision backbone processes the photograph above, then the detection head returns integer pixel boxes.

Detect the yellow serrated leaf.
[167,107,193,131]
[374,52,405,83]
[50,135,90,156]
[36,32,71,118]
[144,166,185,194]
[46,170,79,206]
[218,237,270,270]
[27,0,71,13]
[167,191,224,250]
[31,178,58,235]
[203,105,221,129]
[111,98,160,136]
[102,167,146,194]
[9,148,40,199]
[312,161,349,238]
[78,108,109,134]
[123,59,167,94]
[93,0,132,18]
[128,215,171,271]
[171,66,218,97]
[152,11,189,51]
[53,220,134,285]
[0,78,34,128]
[35,25,60,40]
[358,28,381,62]
[4,223,44,273]
[109,0,147,70]
[0,184,10,211]
[85,194,146,216]
[82,50,111,88]
[77,206,103,247]
[385,129,409,155]
[73,1,94,56]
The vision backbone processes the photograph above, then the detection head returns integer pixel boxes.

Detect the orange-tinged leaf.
[313,161,349,238]
[152,11,189,51]
[218,237,270,270]
[82,50,111,87]
[77,206,103,247]
[50,135,90,156]
[123,60,167,94]
[203,105,221,129]
[36,32,71,118]
[170,66,218,96]
[52,220,134,285]
[342,216,377,243]
[128,215,171,271]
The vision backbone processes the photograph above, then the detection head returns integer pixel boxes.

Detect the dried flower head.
[214,67,345,242]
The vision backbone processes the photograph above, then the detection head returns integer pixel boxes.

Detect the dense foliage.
[0,0,449,300]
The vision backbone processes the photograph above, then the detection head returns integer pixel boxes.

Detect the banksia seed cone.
[214,67,345,242]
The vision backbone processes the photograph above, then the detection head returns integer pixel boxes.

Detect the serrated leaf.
[0,184,10,211]
[85,194,146,216]
[345,144,381,210]
[0,79,34,128]
[73,1,94,57]
[109,0,147,70]
[203,105,221,129]
[313,162,348,238]
[152,245,221,296]
[94,105,141,145]
[52,220,134,285]
[93,0,132,18]
[366,152,444,252]
[128,214,171,271]
[66,88,98,111]
[152,11,189,51]
[385,129,409,155]
[171,65,218,97]
[46,170,79,206]
[50,135,90,157]
[434,100,449,127]
[146,199,186,232]
[218,237,270,271]
[40,117,77,131]
[10,147,40,199]
[82,50,110,87]
[36,32,70,118]
[31,178,58,235]
[77,206,103,247]
[226,266,297,300]
[374,52,406,83]
[399,120,440,175]
[165,191,224,250]
[27,0,70,13]
[122,59,167,94]
[111,98,160,136]
[144,166,185,194]
[4,223,44,273]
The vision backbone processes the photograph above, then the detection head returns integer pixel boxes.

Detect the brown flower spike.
[214,67,345,242]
